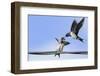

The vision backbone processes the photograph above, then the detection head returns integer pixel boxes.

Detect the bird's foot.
[55,53,60,58]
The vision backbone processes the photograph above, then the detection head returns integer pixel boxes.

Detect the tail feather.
[78,36,84,42]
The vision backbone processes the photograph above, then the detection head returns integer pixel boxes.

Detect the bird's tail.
[77,36,84,42]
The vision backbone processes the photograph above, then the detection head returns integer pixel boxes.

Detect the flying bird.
[66,18,85,42]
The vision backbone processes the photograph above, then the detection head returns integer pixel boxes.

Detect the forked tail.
[77,36,84,42]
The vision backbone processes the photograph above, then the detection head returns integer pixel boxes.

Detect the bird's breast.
[70,32,77,39]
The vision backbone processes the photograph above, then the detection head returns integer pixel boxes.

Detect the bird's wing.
[71,20,77,32]
[55,38,60,43]
[75,18,85,35]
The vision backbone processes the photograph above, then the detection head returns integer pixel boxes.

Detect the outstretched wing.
[55,38,60,43]
[71,20,77,32]
[28,51,88,55]
[65,20,77,37]
[75,18,85,35]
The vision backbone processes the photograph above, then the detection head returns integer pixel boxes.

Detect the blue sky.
[28,15,88,52]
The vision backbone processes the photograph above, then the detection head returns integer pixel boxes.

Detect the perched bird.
[66,18,85,42]
[55,37,70,57]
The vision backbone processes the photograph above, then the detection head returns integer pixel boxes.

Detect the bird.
[55,37,70,57]
[65,18,85,42]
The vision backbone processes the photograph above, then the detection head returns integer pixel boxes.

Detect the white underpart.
[56,43,65,53]
[70,32,77,39]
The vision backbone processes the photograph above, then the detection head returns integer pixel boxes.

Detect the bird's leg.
[55,52,60,58]
[56,53,60,58]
